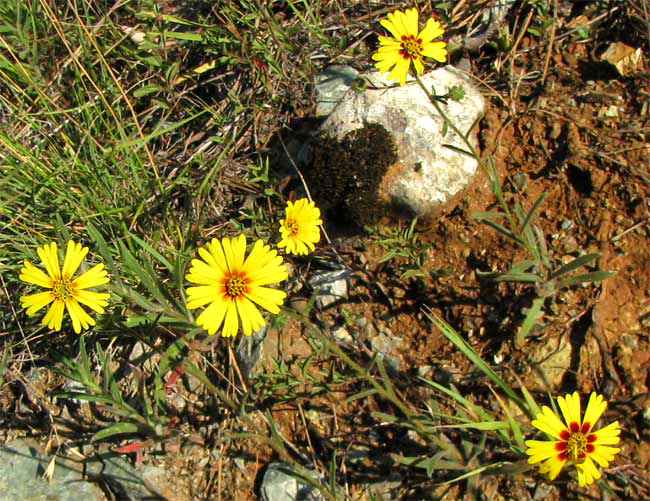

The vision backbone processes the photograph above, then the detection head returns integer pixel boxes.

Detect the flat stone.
[319,67,485,217]
[528,336,572,391]
[308,269,349,308]
[236,325,269,379]
[0,441,104,501]
[0,440,173,501]
[260,462,325,501]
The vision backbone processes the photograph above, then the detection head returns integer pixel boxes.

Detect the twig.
[541,0,559,86]
[611,217,650,242]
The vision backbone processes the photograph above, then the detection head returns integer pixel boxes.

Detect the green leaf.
[479,219,524,246]
[549,253,601,280]
[133,84,163,98]
[161,31,203,42]
[511,260,537,273]
[476,271,541,283]
[119,241,170,308]
[522,192,546,227]
[345,388,378,403]
[419,379,491,422]
[433,421,511,431]
[519,383,541,419]
[438,461,513,485]
[471,211,507,220]
[517,296,545,343]
[423,307,531,418]
[556,271,616,288]
[91,422,140,442]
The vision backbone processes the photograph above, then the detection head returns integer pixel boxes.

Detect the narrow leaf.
[91,422,140,443]
[516,296,545,343]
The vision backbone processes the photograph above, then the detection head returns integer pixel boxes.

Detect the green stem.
[413,74,540,259]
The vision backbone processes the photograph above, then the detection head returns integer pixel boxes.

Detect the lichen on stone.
[306,123,397,228]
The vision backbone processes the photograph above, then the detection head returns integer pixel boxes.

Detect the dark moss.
[307,123,397,228]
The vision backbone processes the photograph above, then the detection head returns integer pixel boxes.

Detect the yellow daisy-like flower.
[19,241,110,334]
[525,392,621,486]
[372,7,447,86]
[278,198,323,256]
[185,234,288,337]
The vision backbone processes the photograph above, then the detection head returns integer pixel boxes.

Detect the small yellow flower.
[185,234,288,337]
[19,241,110,334]
[278,198,323,256]
[525,392,621,486]
[372,7,447,86]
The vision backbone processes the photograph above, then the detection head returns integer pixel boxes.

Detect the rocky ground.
[1,1,649,500]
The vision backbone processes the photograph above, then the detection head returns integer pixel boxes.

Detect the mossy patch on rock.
[306,123,397,228]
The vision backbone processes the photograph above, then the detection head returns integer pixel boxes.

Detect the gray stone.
[0,442,104,501]
[308,270,349,308]
[260,462,325,501]
[332,326,353,344]
[0,440,171,501]
[319,67,485,217]
[236,325,269,379]
[314,65,360,117]
[529,337,572,391]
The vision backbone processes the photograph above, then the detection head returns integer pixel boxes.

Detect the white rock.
[319,67,485,216]
[308,269,348,308]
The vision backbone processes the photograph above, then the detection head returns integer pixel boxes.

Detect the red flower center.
[399,35,423,60]
[556,421,596,461]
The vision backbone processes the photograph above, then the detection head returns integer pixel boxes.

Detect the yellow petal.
[74,289,110,313]
[42,300,65,331]
[582,393,607,432]
[576,456,601,486]
[186,259,224,285]
[380,17,402,41]
[238,297,265,335]
[65,298,95,334]
[539,456,565,480]
[19,261,53,288]
[245,286,286,314]
[592,421,621,445]
[200,239,228,275]
[222,234,246,273]
[557,392,581,429]
[532,405,569,440]
[421,41,448,62]
[590,444,620,466]
[72,263,109,289]
[404,8,419,37]
[186,285,223,309]
[388,56,411,86]
[37,242,61,281]
[525,439,561,464]
[413,55,424,76]
[21,291,55,315]
[419,18,444,43]
[61,241,88,280]
[196,297,228,335]
[222,301,240,337]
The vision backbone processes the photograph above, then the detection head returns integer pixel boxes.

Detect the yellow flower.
[19,241,110,334]
[372,7,447,86]
[525,392,621,486]
[278,198,322,256]
[185,234,288,337]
